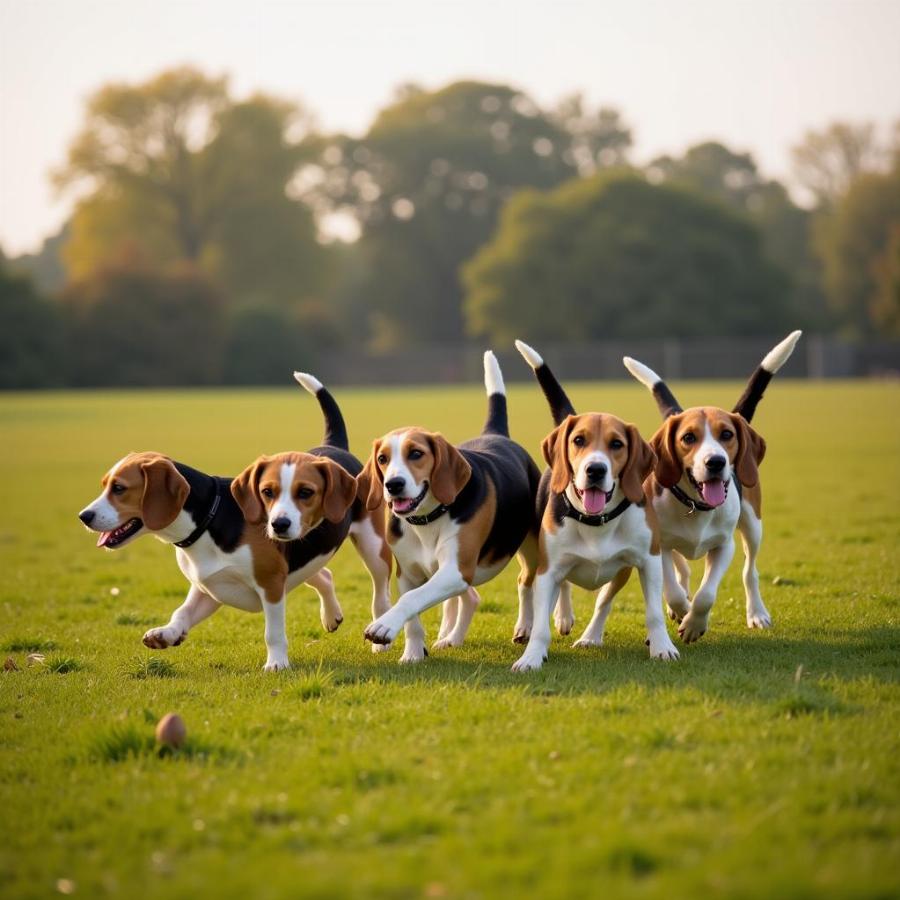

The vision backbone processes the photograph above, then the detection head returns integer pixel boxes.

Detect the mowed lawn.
[1,380,898,900]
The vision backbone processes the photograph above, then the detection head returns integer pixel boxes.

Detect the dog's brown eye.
[720,429,734,441]
[297,487,314,500]
[377,454,388,466]
[408,449,424,460]
[610,439,624,450]
[261,487,274,499]
[110,482,125,495]
[681,433,697,445]
[572,435,585,447]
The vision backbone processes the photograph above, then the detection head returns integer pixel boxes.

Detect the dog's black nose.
[585,462,608,482]
[271,516,291,535]
[705,455,727,474]
[385,478,406,497]
[79,510,95,526]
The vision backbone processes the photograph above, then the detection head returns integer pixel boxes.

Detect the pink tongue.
[583,489,607,515]
[700,479,727,507]
[97,532,112,548]
[393,498,414,514]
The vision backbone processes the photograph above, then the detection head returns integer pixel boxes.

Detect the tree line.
[3,67,898,387]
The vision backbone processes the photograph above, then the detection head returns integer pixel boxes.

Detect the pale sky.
[1,0,898,255]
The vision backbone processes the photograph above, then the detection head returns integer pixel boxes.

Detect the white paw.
[512,621,532,644]
[665,595,690,622]
[648,633,680,660]
[511,646,548,672]
[142,625,186,649]
[747,607,772,629]
[364,613,403,646]
[678,609,709,643]
[320,609,344,633]
[554,611,575,636]
[573,634,603,649]
[371,641,392,654]
[399,643,427,664]
[432,635,463,650]
[263,653,290,672]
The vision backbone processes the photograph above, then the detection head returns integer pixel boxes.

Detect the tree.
[298,81,582,345]
[814,160,900,335]
[647,141,825,326]
[0,257,63,388]
[56,67,329,307]
[62,259,226,386]
[551,94,632,175]
[791,122,887,207]
[463,173,790,343]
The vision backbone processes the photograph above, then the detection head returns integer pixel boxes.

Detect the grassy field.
[1,380,899,899]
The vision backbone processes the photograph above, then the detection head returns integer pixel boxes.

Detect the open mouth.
[688,472,729,507]
[390,482,429,516]
[574,484,614,515]
[97,518,143,549]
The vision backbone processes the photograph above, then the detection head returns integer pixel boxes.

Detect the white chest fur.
[653,487,739,559]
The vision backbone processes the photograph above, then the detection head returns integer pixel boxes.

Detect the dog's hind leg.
[142,585,220,650]
[434,588,480,650]
[350,515,393,652]
[436,595,460,642]
[673,552,691,599]
[573,567,631,649]
[738,494,771,629]
[512,534,539,644]
[553,581,575,636]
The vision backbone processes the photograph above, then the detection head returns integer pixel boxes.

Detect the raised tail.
[482,351,509,437]
[732,330,802,423]
[514,340,576,426]
[293,372,349,450]
[622,357,683,419]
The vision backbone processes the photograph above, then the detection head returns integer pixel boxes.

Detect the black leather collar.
[174,489,221,547]
[561,491,631,526]
[404,503,450,526]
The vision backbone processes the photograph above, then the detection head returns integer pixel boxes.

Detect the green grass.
[1,380,899,899]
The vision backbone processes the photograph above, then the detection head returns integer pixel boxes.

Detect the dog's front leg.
[639,556,679,659]
[142,585,220,649]
[305,567,343,633]
[365,565,468,661]
[678,538,735,643]
[511,571,560,672]
[262,593,290,671]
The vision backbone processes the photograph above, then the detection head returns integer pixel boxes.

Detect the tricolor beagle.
[78,374,391,670]
[510,341,679,671]
[356,352,542,663]
[621,331,802,642]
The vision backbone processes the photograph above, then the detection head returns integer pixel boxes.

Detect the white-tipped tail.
[761,330,802,373]
[514,339,543,370]
[483,351,506,396]
[623,356,661,390]
[293,371,324,395]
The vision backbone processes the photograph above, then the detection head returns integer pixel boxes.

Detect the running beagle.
[78,374,391,670]
[621,331,802,642]
[356,352,541,663]
[510,341,679,671]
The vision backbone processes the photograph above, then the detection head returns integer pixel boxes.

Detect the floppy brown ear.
[650,415,683,488]
[542,417,575,495]
[316,459,357,524]
[731,414,766,487]
[230,457,270,525]
[357,441,386,512]
[140,457,190,531]
[620,423,657,503]
[428,433,472,505]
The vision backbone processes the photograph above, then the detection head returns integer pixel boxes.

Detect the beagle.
[510,341,679,671]
[78,374,391,670]
[620,331,802,642]
[356,352,541,663]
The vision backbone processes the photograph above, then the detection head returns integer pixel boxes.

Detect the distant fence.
[310,336,900,386]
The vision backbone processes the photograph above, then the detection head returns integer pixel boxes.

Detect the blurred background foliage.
[3,66,899,386]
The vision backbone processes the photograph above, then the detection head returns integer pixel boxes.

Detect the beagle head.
[357,429,472,516]
[78,452,190,549]
[542,414,656,514]
[231,452,356,542]
[650,407,766,506]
